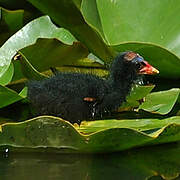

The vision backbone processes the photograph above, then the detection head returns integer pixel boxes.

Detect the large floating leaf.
[82,0,180,47]
[114,43,180,78]
[139,88,180,115]
[0,116,86,151]
[0,15,77,81]
[27,0,114,62]
[78,116,180,134]
[81,0,180,79]
[0,116,180,153]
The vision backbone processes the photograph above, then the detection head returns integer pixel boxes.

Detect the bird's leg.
[91,102,98,119]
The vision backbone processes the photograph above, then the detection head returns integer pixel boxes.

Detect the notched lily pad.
[0,116,180,153]
[139,88,180,115]
[119,84,155,110]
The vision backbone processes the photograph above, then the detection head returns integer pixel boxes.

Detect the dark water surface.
[0,143,180,180]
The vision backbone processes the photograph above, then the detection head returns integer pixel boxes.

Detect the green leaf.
[0,116,180,153]
[81,0,180,79]
[27,0,114,62]
[120,85,155,110]
[12,38,89,82]
[0,85,25,108]
[19,52,47,80]
[0,15,77,81]
[113,43,180,79]
[19,39,88,72]
[0,116,86,151]
[0,0,33,10]
[78,116,180,134]
[0,62,14,85]
[82,0,180,48]
[139,88,180,115]
[0,8,24,46]
[81,0,106,43]
[19,86,27,98]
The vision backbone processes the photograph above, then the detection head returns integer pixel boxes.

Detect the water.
[0,143,180,180]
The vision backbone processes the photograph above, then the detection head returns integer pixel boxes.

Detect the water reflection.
[0,143,180,180]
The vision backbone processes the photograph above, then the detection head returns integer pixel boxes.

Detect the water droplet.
[5,148,9,153]
[4,148,9,158]
[92,110,95,118]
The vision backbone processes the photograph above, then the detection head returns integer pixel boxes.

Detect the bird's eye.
[136,61,147,70]
[132,60,143,70]
[135,62,142,69]
[132,57,146,70]
[140,61,146,66]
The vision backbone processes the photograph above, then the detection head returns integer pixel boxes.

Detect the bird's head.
[124,51,159,75]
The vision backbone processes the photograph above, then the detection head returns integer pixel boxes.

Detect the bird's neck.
[108,57,138,98]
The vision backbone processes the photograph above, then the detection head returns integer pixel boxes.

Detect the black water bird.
[27,52,159,124]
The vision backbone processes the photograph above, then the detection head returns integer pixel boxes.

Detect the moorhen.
[28,52,159,124]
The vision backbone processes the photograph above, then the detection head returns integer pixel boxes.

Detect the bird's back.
[28,72,108,123]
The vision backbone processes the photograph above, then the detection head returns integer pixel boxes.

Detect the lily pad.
[114,43,180,79]
[0,15,77,81]
[120,85,155,110]
[82,0,180,47]
[0,116,180,153]
[139,88,180,115]
[78,116,180,134]
[81,0,180,79]
[27,0,114,61]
